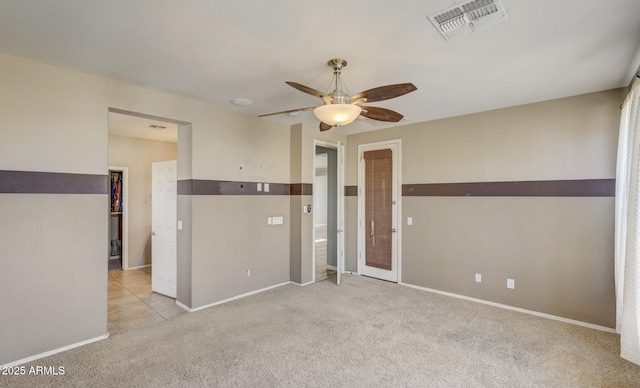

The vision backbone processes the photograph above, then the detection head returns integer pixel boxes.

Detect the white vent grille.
[428,0,507,40]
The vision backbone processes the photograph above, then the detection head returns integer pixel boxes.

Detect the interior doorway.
[107,110,178,271]
[313,141,345,285]
[314,146,338,282]
[107,109,182,334]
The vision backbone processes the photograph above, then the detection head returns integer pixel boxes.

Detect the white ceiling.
[1,0,639,134]
[108,112,178,143]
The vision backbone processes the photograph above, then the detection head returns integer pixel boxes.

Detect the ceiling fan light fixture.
[313,104,362,127]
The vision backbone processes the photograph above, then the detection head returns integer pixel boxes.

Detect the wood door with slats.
[364,149,393,270]
[359,141,399,282]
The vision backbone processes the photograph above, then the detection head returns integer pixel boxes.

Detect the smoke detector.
[428,0,508,41]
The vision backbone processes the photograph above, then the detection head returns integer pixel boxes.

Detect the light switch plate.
[264,183,269,192]
[257,183,262,191]
[507,278,515,289]
[407,217,413,225]
[177,220,183,230]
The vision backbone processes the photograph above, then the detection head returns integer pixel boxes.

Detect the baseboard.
[399,282,616,333]
[1,333,109,368]
[126,264,151,270]
[291,280,314,287]
[175,300,192,312]
[188,281,291,312]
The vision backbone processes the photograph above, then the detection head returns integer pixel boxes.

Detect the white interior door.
[152,160,177,298]
[358,141,399,283]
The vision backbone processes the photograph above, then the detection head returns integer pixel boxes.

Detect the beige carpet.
[4,275,640,387]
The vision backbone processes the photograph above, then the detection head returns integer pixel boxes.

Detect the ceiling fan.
[258,58,417,131]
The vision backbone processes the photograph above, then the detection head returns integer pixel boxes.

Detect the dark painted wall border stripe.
[178,179,311,195]
[177,180,193,195]
[180,179,614,197]
[402,179,615,197]
[0,170,108,194]
[290,183,313,196]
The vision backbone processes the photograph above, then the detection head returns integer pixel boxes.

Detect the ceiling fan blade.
[319,122,332,131]
[350,83,417,103]
[257,106,315,118]
[359,106,404,122]
[286,82,328,99]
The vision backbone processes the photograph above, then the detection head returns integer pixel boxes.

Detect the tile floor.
[107,267,186,335]
[315,225,337,282]
[315,239,337,282]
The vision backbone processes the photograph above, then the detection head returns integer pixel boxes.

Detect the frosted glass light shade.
[313,104,362,127]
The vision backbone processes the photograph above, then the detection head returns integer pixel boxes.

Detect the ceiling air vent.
[428,0,508,41]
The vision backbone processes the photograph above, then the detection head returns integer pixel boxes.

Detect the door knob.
[392,228,397,233]
[151,231,156,236]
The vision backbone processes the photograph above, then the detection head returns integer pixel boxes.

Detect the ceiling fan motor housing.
[329,91,349,105]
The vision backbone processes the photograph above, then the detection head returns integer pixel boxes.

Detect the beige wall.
[0,54,110,365]
[346,90,621,184]
[0,194,106,365]
[290,124,303,283]
[402,196,615,326]
[108,134,177,268]
[345,89,625,327]
[177,125,193,306]
[0,53,292,365]
[191,196,291,307]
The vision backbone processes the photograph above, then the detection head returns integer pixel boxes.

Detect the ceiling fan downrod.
[327,58,350,104]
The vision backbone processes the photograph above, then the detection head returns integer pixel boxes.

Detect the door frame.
[357,139,402,283]
[312,140,345,285]
[108,166,129,270]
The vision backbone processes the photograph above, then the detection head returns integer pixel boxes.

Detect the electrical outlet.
[507,278,515,289]
[475,273,482,283]
[245,270,251,277]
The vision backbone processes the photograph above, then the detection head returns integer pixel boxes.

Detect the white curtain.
[615,78,640,366]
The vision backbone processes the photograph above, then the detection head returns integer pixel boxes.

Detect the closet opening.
[108,167,128,270]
